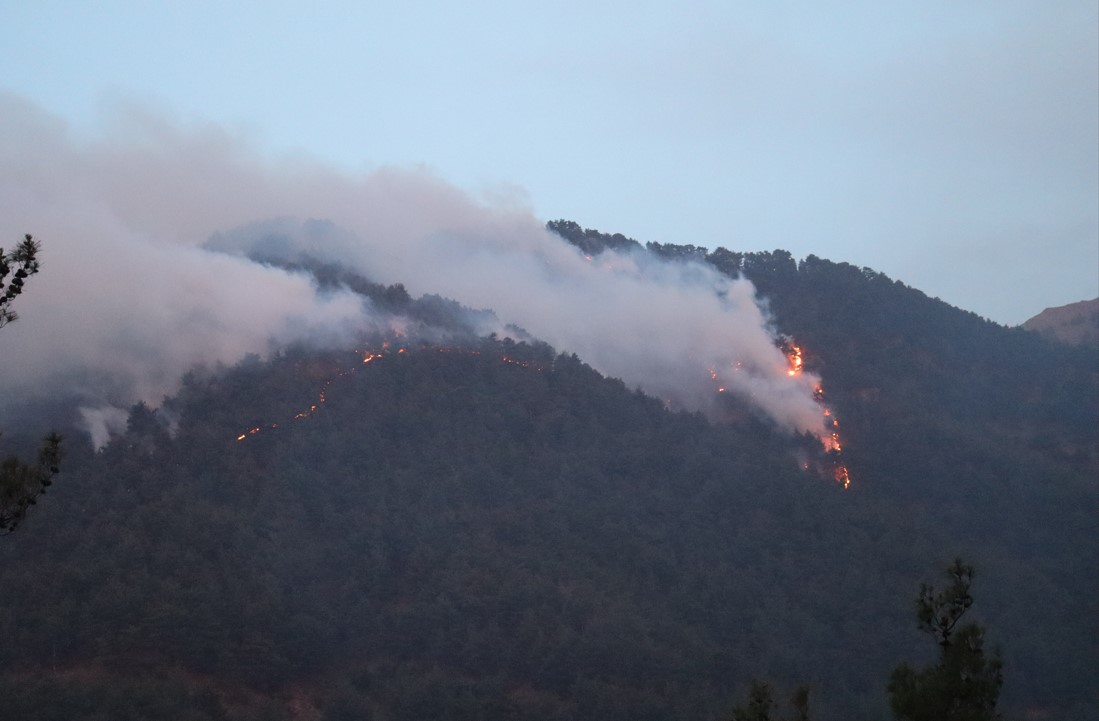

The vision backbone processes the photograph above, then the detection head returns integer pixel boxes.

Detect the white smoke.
[0,93,824,444]
[77,405,130,451]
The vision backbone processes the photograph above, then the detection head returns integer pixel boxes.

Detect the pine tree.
[0,234,62,534]
[0,234,41,328]
[888,559,1003,721]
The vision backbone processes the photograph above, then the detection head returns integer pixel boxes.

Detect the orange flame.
[785,343,804,377]
[834,464,851,489]
[780,338,852,489]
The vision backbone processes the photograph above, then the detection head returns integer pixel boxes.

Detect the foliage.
[888,560,1003,721]
[916,558,977,648]
[0,432,62,534]
[0,233,42,328]
[545,219,642,256]
[0,234,61,534]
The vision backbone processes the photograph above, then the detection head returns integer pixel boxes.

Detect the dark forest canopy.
[0,223,1095,720]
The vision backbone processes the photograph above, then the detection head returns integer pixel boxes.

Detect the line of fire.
[233,341,553,444]
[234,337,851,489]
[707,338,851,489]
[781,338,851,489]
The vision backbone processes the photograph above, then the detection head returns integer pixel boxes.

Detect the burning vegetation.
[706,337,852,488]
[235,345,405,441]
[235,336,851,489]
[781,338,851,488]
[234,341,554,444]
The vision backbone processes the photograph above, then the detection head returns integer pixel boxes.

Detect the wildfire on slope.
[233,336,852,490]
[234,345,407,442]
[780,339,852,489]
[233,342,552,443]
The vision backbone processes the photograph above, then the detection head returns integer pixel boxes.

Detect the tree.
[0,433,62,534]
[0,233,42,328]
[0,234,61,534]
[888,558,1003,721]
[730,681,811,721]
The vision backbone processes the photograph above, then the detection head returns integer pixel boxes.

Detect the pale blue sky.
[2,0,1096,324]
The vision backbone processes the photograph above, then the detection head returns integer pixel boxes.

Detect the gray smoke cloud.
[0,94,824,444]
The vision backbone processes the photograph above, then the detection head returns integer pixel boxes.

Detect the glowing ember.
[235,426,262,442]
[833,464,851,489]
[235,343,545,442]
[235,351,387,442]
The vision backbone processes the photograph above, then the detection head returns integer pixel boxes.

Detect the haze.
[1,1,1095,325]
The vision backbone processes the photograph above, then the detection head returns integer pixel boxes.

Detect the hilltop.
[1022,297,1099,349]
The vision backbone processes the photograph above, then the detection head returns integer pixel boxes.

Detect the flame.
[233,336,856,491]
[235,349,392,442]
[684,338,856,489]
[235,426,262,442]
[780,338,852,489]
[833,464,851,489]
[235,343,545,442]
[501,355,548,371]
[785,342,804,377]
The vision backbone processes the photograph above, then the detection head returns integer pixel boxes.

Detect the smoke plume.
[0,93,823,444]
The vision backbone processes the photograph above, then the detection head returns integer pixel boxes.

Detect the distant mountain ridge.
[1022,298,1099,349]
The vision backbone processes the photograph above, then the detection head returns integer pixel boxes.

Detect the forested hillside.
[0,224,1094,720]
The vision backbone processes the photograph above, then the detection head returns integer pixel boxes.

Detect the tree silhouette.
[888,559,1003,721]
[0,234,61,534]
[0,234,41,328]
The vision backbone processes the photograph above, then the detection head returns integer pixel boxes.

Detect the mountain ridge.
[0,221,1095,720]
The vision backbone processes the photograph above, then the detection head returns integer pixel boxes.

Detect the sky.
[1,0,1096,325]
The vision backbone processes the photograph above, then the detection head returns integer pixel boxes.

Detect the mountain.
[0,223,1095,721]
[1022,298,1099,349]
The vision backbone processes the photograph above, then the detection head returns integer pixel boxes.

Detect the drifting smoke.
[0,93,823,445]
